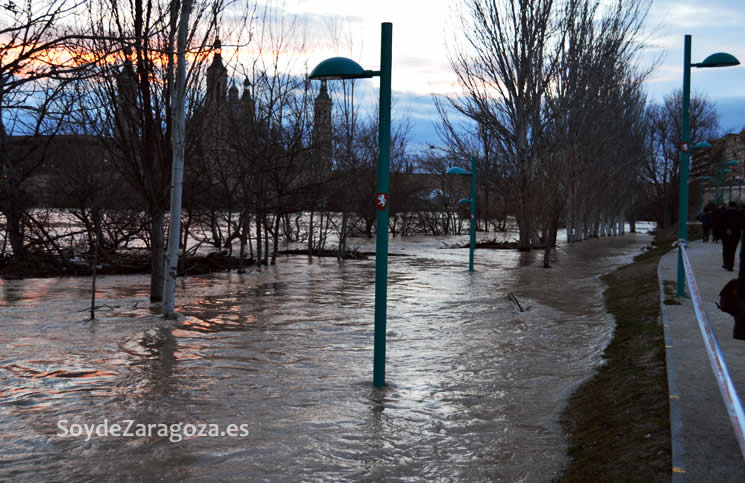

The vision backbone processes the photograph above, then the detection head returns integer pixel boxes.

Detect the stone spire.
[228,80,239,104]
[115,47,138,138]
[206,38,227,105]
[312,80,332,173]
[242,77,255,123]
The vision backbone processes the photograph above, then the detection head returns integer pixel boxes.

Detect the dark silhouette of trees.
[642,90,720,226]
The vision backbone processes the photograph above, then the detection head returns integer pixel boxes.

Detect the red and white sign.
[376,193,388,211]
[681,142,689,153]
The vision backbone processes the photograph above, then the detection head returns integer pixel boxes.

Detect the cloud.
[650,1,745,29]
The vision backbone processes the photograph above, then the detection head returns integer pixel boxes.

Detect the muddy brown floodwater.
[0,228,652,481]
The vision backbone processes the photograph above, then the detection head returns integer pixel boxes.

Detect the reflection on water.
[0,229,652,480]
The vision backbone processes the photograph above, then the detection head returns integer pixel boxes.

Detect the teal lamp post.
[720,168,730,203]
[309,23,392,387]
[728,160,739,202]
[446,156,477,272]
[691,141,712,211]
[699,175,712,214]
[677,36,739,297]
[716,160,729,205]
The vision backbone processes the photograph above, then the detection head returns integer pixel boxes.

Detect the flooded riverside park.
[0,225,654,480]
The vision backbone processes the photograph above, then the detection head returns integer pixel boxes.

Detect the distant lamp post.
[719,168,729,204]
[446,156,477,272]
[309,22,392,388]
[677,36,739,297]
[699,175,712,214]
[728,160,739,202]
[714,158,726,204]
[691,141,712,210]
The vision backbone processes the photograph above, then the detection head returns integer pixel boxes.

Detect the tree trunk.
[263,214,269,265]
[517,215,532,252]
[307,210,314,256]
[271,213,279,265]
[225,211,232,272]
[364,216,374,238]
[150,207,165,302]
[180,210,191,275]
[90,208,101,320]
[338,212,348,261]
[238,211,248,273]
[6,206,25,261]
[256,209,263,267]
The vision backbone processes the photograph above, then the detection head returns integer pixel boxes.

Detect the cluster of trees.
[0,0,428,301]
[434,0,654,267]
[433,0,730,268]
[641,90,720,226]
[0,0,731,295]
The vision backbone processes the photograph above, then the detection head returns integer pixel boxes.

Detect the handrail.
[679,240,745,460]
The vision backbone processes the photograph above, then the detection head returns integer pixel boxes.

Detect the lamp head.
[458,198,472,205]
[446,167,471,175]
[693,52,740,68]
[693,141,712,149]
[309,57,377,80]
[728,160,740,166]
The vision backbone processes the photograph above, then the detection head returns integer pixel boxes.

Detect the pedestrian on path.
[702,208,712,242]
[722,201,743,271]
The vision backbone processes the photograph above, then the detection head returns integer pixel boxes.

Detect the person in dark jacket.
[720,210,745,340]
[702,209,712,242]
[722,201,742,271]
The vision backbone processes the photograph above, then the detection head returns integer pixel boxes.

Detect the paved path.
[659,240,745,480]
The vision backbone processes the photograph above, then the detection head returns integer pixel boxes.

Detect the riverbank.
[559,225,692,480]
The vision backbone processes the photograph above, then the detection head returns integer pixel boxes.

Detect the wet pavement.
[659,240,745,480]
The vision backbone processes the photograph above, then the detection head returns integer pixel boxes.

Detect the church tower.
[115,47,138,140]
[205,38,227,107]
[241,78,255,128]
[312,80,332,173]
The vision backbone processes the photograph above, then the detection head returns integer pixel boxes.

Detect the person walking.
[702,208,712,242]
[722,201,742,271]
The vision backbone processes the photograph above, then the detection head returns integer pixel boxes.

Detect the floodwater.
[0,227,653,481]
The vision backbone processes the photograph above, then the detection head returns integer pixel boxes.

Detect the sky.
[263,0,745,151]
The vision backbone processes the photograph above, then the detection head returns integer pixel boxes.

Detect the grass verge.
[558,224,699,481]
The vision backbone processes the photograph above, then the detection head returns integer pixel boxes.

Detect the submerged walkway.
[659,240,745,480]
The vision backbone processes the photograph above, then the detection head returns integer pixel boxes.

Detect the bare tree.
[66,0,225,301]
[444,0,653,258]
[0,0,94,261]
[448,0,560,251]
[642,90,719,226]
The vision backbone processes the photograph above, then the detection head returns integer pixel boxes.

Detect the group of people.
[700,201,744,272]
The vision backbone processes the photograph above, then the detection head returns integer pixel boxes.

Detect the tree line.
[0,0,729,294]
[433,0,726,267]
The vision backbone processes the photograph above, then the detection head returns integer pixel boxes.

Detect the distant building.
[691,130,745,207]
[312,80,333,175]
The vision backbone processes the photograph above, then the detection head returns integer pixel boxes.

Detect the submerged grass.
[558,224,699,481]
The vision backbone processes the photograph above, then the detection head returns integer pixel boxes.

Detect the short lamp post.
[719,168,730,204]
[446,156,477,272]
[677,35,739,297]
[309,22,392,388]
